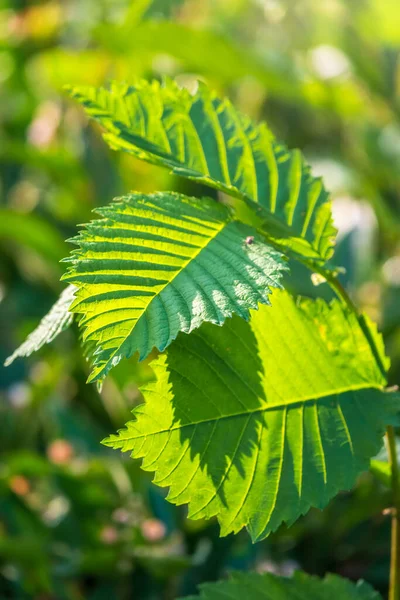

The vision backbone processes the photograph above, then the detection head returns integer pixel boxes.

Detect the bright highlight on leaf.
[67,79,336,263]
[62,192,286,382]
[104,290,398,541]
[180,571,382,600]
[5,285,75,366]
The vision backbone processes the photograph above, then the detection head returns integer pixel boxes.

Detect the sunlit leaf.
[62,192,286,382]
[68,79,336,264]
[5,285,75,366]
[105,290,397,540]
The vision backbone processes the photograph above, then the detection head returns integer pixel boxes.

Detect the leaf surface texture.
[104,290,398,540]
[5,285,75,365]
[68,80,336,263]
[62,192,285,382]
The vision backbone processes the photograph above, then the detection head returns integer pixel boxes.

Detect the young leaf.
[67,80,336,264]
[180,571,382,600]
[5,285,75,366]
[104,290,398,541]
[62,192,286,383]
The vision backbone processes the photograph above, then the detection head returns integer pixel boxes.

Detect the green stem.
[322,270,354,310]
[323,271,399,600]
[257,185,399,594]
[261,223,399,594]
[386,426,400,600]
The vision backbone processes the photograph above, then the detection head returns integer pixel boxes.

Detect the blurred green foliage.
[1,0,400,598]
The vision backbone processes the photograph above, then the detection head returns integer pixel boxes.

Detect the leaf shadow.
[164,314,266,510]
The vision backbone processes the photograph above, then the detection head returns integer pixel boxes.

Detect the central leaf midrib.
[99,214,230,375]
[87,98,326,257]
[122,382,383,440]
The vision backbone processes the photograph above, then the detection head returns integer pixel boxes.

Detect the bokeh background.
[1,0,400,598]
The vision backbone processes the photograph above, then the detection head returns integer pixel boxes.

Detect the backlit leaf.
[5,285,75,366]
[105,290,398,540]
[62,192,286,382]
[68,79,336,263]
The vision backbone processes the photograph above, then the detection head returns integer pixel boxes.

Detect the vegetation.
[2,1,400,599]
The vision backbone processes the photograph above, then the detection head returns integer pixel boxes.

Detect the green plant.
[6,79,400,599]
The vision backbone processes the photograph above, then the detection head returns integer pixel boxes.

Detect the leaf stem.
[262,230,399,595]
[322,270,354,310]
[315,267,388,380]
[386,425,400,600]
[315,267,399,600]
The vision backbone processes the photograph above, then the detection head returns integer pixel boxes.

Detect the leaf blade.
[104,290,398,540]
[62,192,286,382]
[68,80,336,263]
[179,571,382,600]
[5,285,75,366]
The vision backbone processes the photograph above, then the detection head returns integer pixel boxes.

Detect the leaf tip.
[4,355,14,367]
[100,435,113,447]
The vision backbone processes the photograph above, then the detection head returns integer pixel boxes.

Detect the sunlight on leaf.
[68,79,336,264]
[5,285,75,366]
[62,192,286,382]
[105,290,398,541]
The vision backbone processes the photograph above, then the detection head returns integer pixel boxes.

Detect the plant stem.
[262,225,399,594]
[317,270,400,599]
[323,271,354,310]
[262,221,400,594]
[320,269,388,379]
[387,426,400,600]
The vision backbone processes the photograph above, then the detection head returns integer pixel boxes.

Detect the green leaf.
[104,290,398,541]
[62,192,286,383]
[179,571,382,600]
[67,79,336,263]
[5,285,75,366]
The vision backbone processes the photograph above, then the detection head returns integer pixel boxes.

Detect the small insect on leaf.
[245,236,254,245]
